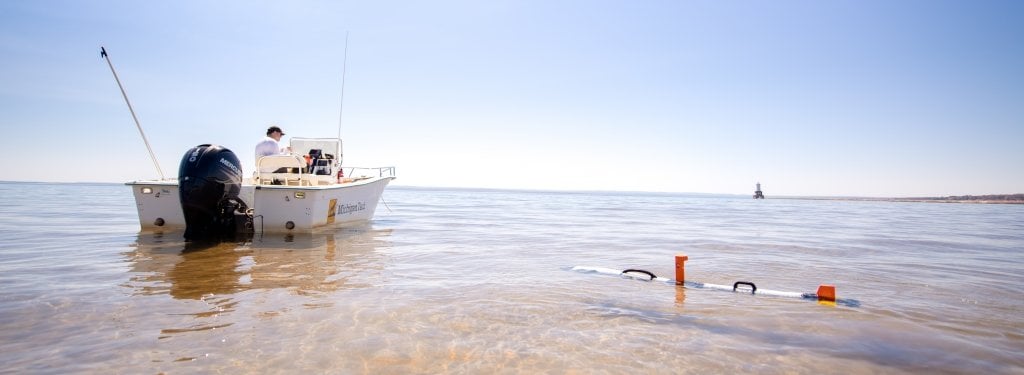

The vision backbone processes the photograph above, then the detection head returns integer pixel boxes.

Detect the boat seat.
[256,155,309,185]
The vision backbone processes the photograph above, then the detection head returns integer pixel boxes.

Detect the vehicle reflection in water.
[123,226,394,340]
[124,225,393,301]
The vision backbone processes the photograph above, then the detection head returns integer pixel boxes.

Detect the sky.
[1,0,1022,197]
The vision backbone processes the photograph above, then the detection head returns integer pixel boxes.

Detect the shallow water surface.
[0,182,1022,373]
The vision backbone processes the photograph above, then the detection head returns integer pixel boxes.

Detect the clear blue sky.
[2,0,1022,197]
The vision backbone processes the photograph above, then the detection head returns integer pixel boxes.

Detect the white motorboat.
[127,137,395,238]
[102,46,392,238]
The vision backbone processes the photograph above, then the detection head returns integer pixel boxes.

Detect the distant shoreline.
[1,180,1020,204]
[775,194,1024,205]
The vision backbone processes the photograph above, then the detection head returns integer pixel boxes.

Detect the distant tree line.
[912,194,1024,203]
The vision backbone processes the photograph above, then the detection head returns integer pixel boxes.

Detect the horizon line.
[1,179,1020,201]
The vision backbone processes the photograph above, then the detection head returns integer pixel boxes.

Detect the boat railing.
[342,166,396,179]
[253,162,395,186]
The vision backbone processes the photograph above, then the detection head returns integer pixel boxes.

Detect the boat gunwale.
[126,175,395,190]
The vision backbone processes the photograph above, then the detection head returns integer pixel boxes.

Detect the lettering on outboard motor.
[219,158,242,176]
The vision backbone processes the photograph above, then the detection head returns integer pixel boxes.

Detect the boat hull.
[127,176,393,233]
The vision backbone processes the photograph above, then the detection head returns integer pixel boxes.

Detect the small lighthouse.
[753,182,764,199]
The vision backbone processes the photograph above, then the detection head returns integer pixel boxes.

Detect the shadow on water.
[123,225,393,300]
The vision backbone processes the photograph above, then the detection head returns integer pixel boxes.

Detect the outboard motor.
[178,144,248,241]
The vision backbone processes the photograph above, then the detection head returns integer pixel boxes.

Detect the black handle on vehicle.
[733,281,757,294]
[621,269,657,281]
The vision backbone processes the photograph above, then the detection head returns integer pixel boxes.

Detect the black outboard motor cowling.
[178,144,247,241]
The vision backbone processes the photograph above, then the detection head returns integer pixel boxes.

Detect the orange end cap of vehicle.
[817,284,836,302]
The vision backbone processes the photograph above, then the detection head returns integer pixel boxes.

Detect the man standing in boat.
[255,125,291,159]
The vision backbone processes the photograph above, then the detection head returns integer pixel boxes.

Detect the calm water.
[0,182,1022,374]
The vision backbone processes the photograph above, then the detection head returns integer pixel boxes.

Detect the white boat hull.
[128,176,393,233]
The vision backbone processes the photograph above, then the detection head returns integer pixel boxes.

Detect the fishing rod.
[336,31,349,140]
[100,46,166,180]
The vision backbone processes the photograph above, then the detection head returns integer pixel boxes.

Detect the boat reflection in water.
[125,226,392,301]
[123,226,393,342]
